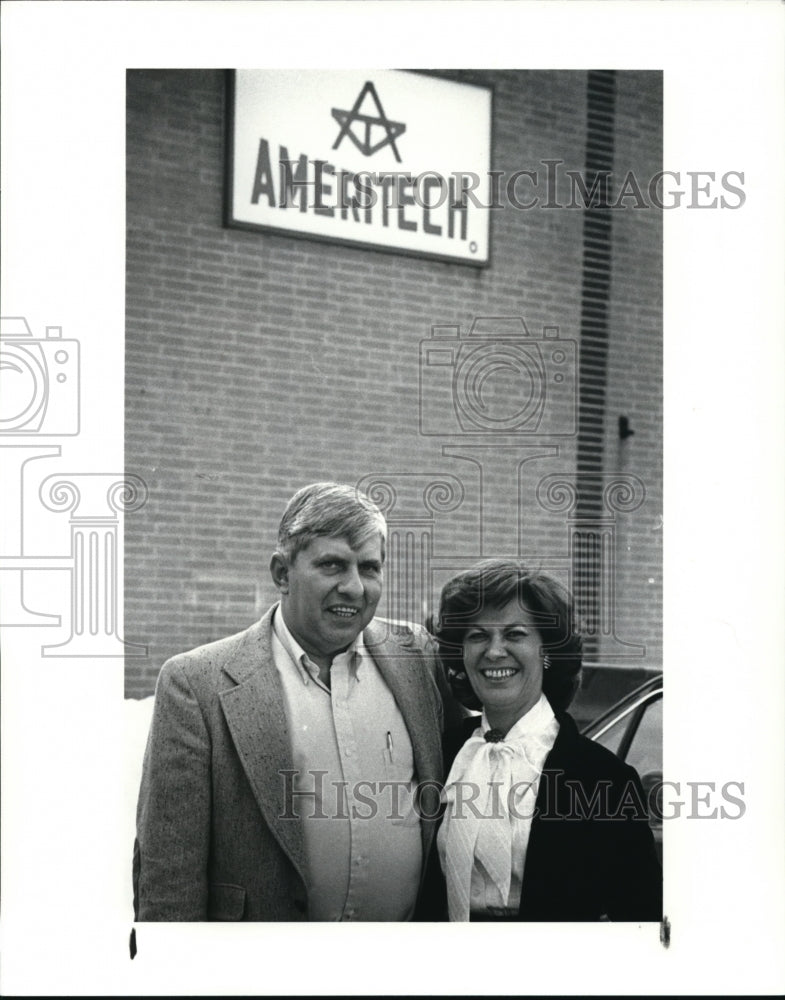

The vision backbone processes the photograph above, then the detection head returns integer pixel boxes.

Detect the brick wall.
[125,69,662,697]
[605,72,663,668]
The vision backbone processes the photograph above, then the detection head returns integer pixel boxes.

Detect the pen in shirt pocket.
[386,730,394,763]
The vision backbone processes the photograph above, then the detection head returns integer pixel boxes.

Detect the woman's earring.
[543,654,551,671]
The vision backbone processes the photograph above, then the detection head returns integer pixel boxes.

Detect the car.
[580,673,663,864]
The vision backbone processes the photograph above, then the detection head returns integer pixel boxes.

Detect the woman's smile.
[480,666,520,680]
[462,599,545,727]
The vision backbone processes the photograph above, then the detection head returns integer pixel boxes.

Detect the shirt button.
[345,746,353,757]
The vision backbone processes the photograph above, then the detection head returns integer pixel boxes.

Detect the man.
[133,482,454,921]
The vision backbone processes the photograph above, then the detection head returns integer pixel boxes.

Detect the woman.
[420,559,662,922]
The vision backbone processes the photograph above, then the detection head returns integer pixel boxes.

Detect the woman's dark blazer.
[417,711,663,922]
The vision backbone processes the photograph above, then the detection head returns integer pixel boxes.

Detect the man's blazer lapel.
[365,620,443,789]
[218,607,307,884]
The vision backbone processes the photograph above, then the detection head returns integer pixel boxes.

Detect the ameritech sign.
[225,70,492,266]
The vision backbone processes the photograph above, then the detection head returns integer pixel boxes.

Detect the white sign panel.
[226,69,492,265]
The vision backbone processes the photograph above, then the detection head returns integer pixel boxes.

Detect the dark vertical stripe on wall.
[574,70,616,658]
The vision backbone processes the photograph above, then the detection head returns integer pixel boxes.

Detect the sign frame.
[223,69,494,268]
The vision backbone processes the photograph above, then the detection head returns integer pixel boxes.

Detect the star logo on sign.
[331,81,406,163]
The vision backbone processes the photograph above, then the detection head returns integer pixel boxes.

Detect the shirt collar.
[272,605,366,686]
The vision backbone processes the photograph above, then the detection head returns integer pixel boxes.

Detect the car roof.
[580,672,663,739]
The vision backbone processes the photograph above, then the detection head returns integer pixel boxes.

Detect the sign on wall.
[226,69,492,266]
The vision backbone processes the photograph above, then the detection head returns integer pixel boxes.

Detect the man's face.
[272,534,384,666]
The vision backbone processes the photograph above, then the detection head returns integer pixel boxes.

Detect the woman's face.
[462,599,545,721]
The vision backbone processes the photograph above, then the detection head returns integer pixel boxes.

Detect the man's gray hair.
[276,482,387,563]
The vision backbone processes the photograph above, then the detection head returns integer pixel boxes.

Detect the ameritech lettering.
[250,139,469,240]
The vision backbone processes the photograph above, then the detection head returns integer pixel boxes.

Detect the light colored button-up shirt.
[272,607,422,921]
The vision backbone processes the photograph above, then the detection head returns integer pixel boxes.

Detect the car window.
[625,694,662,778]
[594,713,629,755]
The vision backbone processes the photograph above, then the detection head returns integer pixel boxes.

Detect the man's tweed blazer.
[133,605,446,921]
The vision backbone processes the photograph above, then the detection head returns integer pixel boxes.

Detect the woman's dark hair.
[433,559,583,714]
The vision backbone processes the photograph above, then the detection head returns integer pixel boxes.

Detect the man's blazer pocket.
[208,882,247,921]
